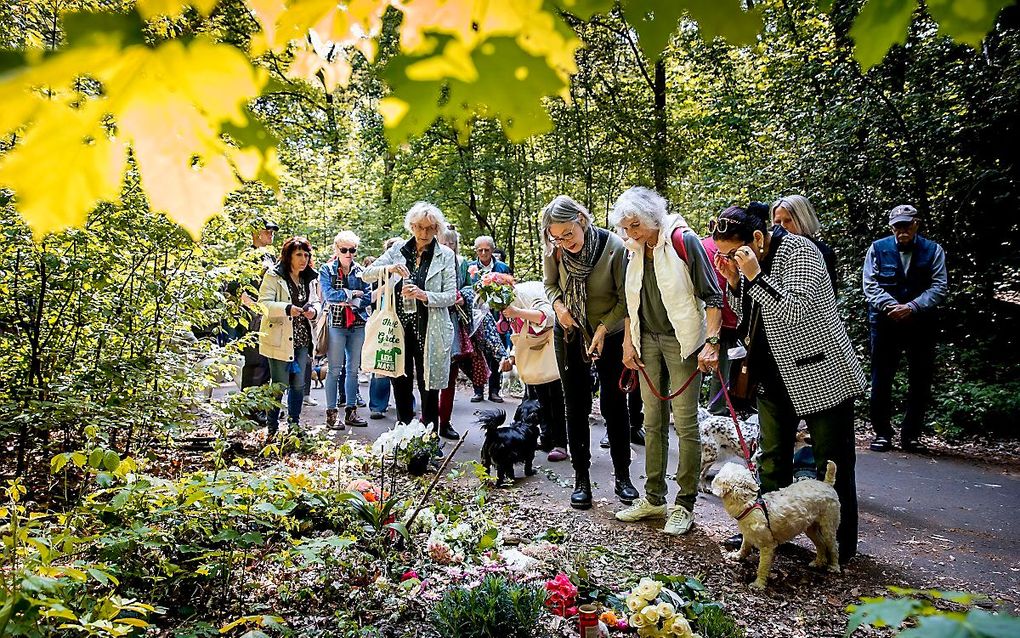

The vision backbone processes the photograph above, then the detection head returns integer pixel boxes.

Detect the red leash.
[618,365,758,478]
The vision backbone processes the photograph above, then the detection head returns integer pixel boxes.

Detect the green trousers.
[639,332,702,512]
[758,391,859,563]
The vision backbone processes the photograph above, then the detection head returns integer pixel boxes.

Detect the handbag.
[313,306,330,358]
[510,321,559,385]
[729,304,760,406]
[362,277,406,378]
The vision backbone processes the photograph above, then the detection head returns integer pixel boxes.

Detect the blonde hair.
[770,194,821,237]
[333,230,360,250]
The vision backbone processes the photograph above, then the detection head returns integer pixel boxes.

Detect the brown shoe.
[345,406,368,427]
[326,408,345,430]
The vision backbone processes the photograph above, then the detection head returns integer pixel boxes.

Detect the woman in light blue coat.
[362,202,457,437]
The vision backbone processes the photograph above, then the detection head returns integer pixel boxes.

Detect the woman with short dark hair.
[711,205,865,563]
[258,236,321,436]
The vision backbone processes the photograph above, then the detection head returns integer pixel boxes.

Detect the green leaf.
[88,448,105,469]
[62,10,146,49]
[967,609,1020,637]
[897,615,971,638]
[925,0,1013,47]
[845,598,922,635]
[386,522,410,541]
[848,0,917,70]
[476,527,499,551]
[621,0,761,61]
[102,450,121,471]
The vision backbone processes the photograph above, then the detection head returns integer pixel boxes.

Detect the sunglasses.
[708,217,743,234]
[337,247,357,255]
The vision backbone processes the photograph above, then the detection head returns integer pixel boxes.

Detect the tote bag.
[510,322,559,385]
[362,277,406,378]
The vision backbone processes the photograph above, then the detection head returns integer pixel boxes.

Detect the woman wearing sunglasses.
[711,205,865,564]
[257,236,321,437]
[542,195,639,510]
[320,230,372,430]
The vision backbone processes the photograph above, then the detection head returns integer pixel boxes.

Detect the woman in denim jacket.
[320,230,372,429]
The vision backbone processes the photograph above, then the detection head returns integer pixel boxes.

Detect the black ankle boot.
[439,423,460,440]
[571,474,592,510]
[615,476,639,504]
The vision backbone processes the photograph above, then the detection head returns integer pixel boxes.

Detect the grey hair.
[383,236,403,250]
[403,201,449,236]
[439,227,461,254]
[332,230,360,250]
[770,194,820,237]
[609,186,667,231]
[473,235,495,250]
[540,195,593,255]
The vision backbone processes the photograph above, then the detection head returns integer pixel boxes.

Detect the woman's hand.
[388,264,411,278]
[501,305,520,319]
[622,341,644,370]
[713,252,741,288]
[302,308,316,320]
[553,300,576,330]
[350,290,364,299]
[697,342,719,373]
[288,305,302,317]
[587,324,607,359]
[733,246,761,280]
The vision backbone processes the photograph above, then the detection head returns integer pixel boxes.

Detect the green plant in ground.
[696,606,745,638]
[846,588,1020,637]
[432,574,545,638]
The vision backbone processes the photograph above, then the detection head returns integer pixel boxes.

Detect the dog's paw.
[749,579,767,591]
[827,563,841,574]
[725,551,743,562]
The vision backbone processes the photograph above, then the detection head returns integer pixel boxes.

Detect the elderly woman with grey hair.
[770,195,837,294]
[609,186,724,536]
[542,195,638,510]
[363,202,458,439]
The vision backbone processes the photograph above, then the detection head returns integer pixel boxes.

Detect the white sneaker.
[663,506,694,535]
[303,396,319,407]
[615,498,667,522]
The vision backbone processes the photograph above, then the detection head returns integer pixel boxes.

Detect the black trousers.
[758,390,859,563]
[554,325,631,478]
[528,380,568,450]
[869,319,936,443]
[241,341,271,424]
[392,326,439,428]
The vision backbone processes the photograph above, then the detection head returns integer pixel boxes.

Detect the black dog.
[478,400,541,486]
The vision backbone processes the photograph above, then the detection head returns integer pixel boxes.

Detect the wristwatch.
[705,335,721,346]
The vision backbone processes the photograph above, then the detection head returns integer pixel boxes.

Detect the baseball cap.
[888,205,918,225]
[259,218,279,231]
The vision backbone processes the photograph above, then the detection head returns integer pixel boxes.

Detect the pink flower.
[468,264,479,277]
[401,570,419,582]
[544,573,579,617]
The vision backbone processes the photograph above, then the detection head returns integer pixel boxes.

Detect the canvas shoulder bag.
[511,319,559,385]
[362,277,406,378]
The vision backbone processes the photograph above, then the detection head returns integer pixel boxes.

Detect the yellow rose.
[629,612,649,628]
[635,577,663,601]
[641,605,661,624]
[667,615,695,638]
[627,594,646,612]
[637,626,659,638]
[656,602,676,619]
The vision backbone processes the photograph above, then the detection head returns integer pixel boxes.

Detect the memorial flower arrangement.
[473,271,516,311]
[622,578,702,638]
[371,419,439,475]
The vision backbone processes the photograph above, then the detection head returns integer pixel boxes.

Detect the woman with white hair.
[609,186,723,536]
[363,202,458,438]
[770,195,838,294]
[542,195,638,510]
[320,230,372,429]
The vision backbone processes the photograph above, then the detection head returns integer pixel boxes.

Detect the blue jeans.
[369,374,391,413]
[268,346,309,432]
[326,326,366,409]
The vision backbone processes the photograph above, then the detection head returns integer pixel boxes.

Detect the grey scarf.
[561,224,599,328]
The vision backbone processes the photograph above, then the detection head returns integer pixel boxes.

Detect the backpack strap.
[670,227,689,263]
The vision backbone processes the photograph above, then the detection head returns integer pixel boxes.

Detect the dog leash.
[715,367,759,481]
[618,366,700,402]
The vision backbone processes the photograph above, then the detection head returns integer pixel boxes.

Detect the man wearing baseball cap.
[862,204,948,452]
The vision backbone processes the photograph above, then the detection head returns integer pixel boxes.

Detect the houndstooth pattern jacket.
[729,232,866,416]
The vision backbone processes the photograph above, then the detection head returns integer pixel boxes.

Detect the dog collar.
[736,497,769,525]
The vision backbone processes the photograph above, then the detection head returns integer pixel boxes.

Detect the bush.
[930,379,1020,439]
[696,606,745,638]
[432,574,545,638]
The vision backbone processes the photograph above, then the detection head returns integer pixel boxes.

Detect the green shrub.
[930,379,1020,439]
[696,605,745,638]
[432,574,545,638]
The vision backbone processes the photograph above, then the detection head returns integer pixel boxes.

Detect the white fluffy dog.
[697,407,760,492]
[712,461,841,590]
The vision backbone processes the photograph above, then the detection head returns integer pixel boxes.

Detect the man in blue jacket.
[863,205,948,452]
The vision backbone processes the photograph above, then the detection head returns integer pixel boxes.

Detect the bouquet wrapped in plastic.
[473,271,516,312]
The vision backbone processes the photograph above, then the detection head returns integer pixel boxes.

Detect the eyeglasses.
[337,247,357,254]
[548,228,577,245]
[708,217,743,234]
[717,246,744,261]
[411,223,436,232]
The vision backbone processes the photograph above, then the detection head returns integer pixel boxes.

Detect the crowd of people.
[233,189,948,567]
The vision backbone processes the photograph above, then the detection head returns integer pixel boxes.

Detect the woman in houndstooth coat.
[711,204,865,565]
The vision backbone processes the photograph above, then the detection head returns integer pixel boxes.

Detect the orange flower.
[600,610,619,625]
